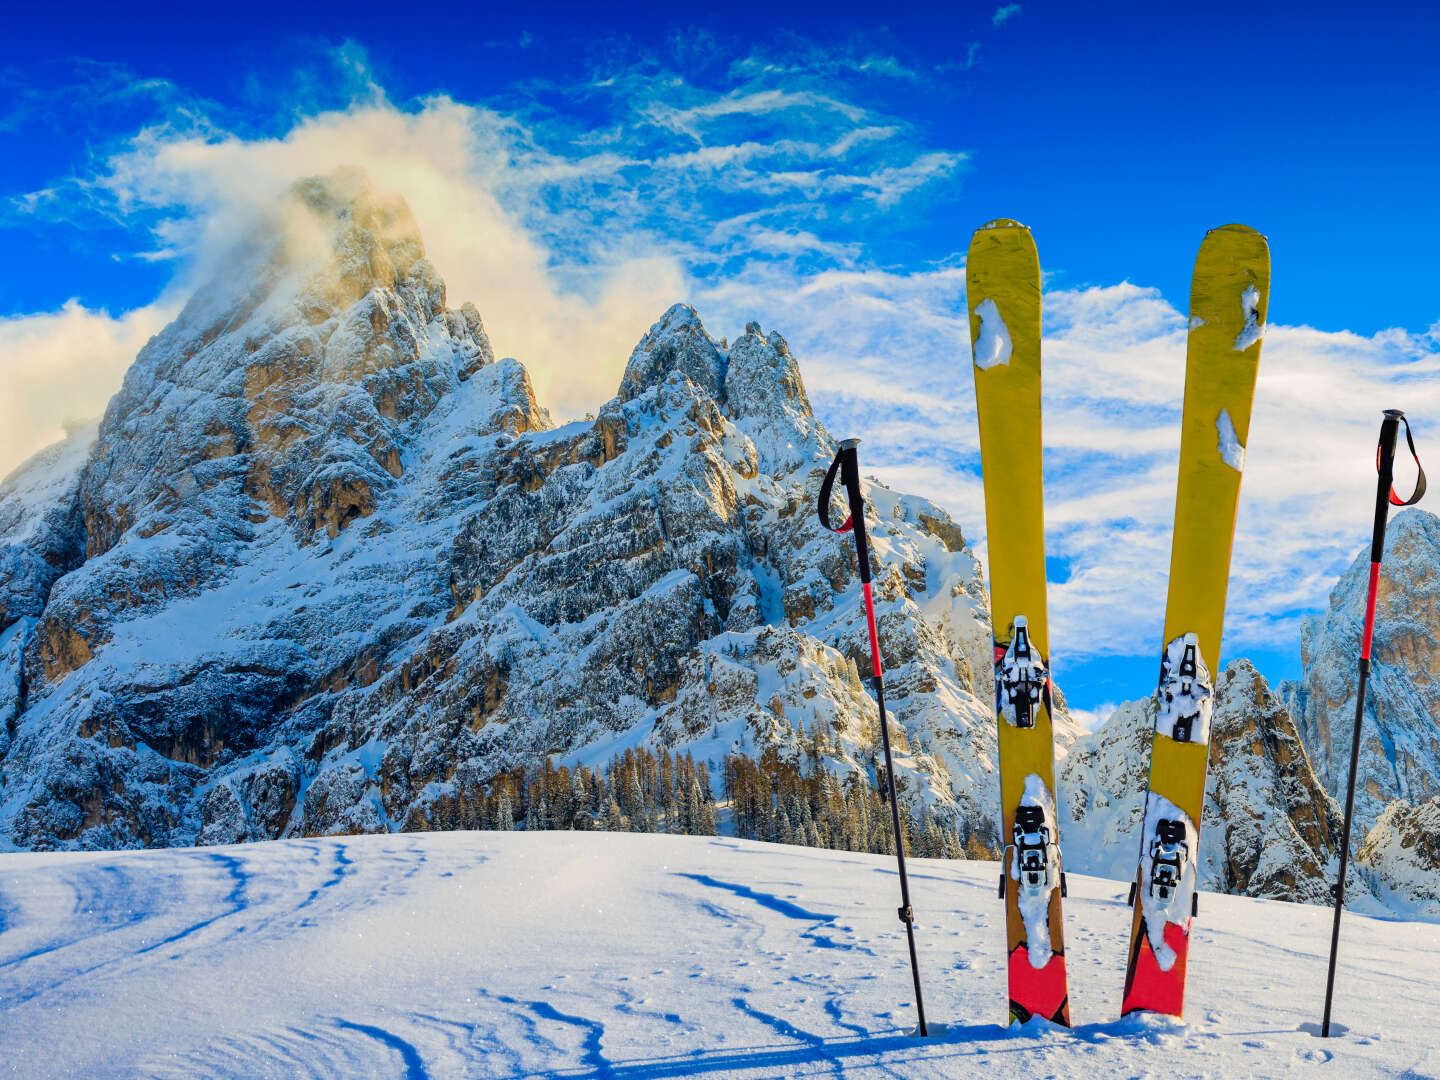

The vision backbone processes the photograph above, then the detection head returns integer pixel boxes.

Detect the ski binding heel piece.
[997,616,1048,729]
[1149,818,1190,902]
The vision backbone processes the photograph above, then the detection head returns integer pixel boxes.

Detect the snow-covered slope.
[0,831,1433,1078]
[1356,795,1440,919]
[0,420,95,630]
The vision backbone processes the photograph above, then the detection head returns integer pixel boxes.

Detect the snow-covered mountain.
[1277,509,1440,916]
[2,168,1434,921]
[0,168,1000,854]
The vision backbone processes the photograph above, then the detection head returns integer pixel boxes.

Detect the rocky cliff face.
[0,169,1000,853]
[1356,795,1440,917]
[1284,510,1440,838]
[1058,658,1347,905]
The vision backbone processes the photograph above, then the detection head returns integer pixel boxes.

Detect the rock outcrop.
[1357,795,1440,918]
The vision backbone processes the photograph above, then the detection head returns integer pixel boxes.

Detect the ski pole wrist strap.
[1384,414,1427,507]
[818,450,853,533]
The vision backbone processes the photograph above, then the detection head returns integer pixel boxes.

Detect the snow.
[1215,408,1246,472]
[1233,285,1264,351]
[0,419,96,544]
[0,830,1435,1078]
[971,298,1013,370]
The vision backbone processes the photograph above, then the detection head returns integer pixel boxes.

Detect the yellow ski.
[968,219,1069,1026]
[1121,224,1270,1018]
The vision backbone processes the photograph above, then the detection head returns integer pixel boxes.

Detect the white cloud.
[1066,701,1119,732]
[993,4,1022,26]
[0,299,175,483]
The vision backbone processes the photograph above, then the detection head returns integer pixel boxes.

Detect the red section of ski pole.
[1361,563,1381,661]
[862,582,883,678]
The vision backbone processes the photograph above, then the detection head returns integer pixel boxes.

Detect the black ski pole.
[1321,409,1425,1038]
[818,438,929,1038]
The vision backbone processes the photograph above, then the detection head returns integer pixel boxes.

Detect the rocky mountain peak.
[618,303,725,405]
[0,178,994,853]
[617,304,822,476]
[22,168,526,701]
[289,165,427,297]
[1357,795,1440,917]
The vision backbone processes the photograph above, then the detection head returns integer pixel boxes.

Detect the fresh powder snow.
[972,298,1013,370]
[2,830,1433,1078]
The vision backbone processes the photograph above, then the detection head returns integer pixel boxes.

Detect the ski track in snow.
[0,831,1436,1078]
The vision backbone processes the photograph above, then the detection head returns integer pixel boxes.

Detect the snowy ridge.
[0,421,94,631]
[1356,796,1440,918]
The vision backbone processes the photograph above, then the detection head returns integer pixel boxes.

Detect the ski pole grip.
[1372,413,1401,564]
[818,439,872,583]
[838,441,872,585]
[1386,411,1426,509]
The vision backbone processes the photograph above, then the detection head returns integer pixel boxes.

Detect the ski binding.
[1155,631,1213,744]
[1012,805,1052,894]
[997,615,1048,728]
[1148,818,1189,903]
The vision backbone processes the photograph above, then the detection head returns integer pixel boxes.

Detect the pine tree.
[496,790,515,831]
[602,796,624,832]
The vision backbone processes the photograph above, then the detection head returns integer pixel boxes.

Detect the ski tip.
[1206,222,1267,241]
[978,218,1030,232]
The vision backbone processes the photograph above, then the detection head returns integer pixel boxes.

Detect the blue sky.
[2,2,1439,718]
[6,2,1440,333]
